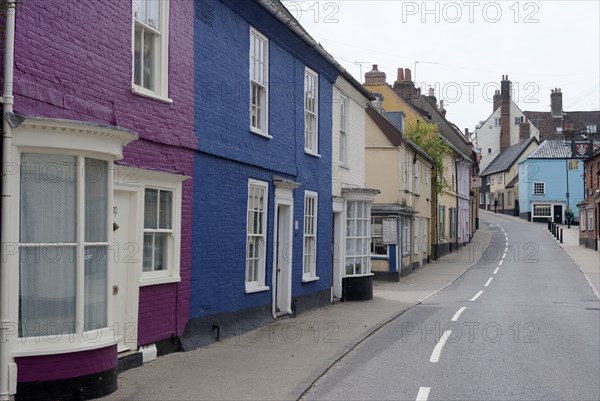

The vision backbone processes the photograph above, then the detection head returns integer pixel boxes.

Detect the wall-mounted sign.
[471,177,482,188]
[572,140,593,159]
[382,218,397,244]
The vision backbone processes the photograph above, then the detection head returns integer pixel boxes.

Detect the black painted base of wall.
[180,289,331,352]
[16,368,117,401]
[433,243,452,260]
[343,276,373,301]
[580,237,599,251]
[373,271,400,282]
[117,353,143,374]
[519,212,531,221]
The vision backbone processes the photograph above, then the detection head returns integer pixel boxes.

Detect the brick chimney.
[551,88,562,118]
[500,75,511,151]
[519,119,531,140]
[493,90,501,112]
[364,64,387,86]
[392,67,416,104]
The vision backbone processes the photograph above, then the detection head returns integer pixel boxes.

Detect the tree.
[404,120,452,194]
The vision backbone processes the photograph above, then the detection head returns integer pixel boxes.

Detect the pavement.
[105,225,492,400]
[104,211,600,401]
[480,209,600,298]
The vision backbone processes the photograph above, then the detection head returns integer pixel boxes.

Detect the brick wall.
[11,0,195,381]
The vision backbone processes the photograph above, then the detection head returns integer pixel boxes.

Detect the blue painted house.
[519,140,585,223]
[184,0,365,346]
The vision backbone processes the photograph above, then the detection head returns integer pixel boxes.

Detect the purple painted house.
[0,0,195,399]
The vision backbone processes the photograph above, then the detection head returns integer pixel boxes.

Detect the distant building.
[578,147,600,251]
[524,89,600,141]
[469,75,540,173]
[518,140,586,223]
[480,137,539,216]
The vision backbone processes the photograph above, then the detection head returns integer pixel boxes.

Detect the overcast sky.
[283,0,600,131]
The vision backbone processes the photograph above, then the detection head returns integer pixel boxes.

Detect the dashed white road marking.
[493,267,499,275]
[502,252,507,259]
[484,277,494,287]
[499,260,504,266]
[416,387,431,401]
[504,247,508,253]
[451,307,467,322]
[429,331,453,363]
[470,291,484,302]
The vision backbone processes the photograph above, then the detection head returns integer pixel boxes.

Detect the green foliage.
[404,120,452,194]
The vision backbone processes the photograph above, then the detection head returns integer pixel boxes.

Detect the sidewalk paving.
[105,228,492,401]
[481,209,600,298]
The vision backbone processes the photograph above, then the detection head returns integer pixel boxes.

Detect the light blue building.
[519,140,585,223]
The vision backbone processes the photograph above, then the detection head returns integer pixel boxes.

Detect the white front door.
[273,201,293,316]
[113,189,139,352]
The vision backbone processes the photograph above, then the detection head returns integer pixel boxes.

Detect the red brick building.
[579,148,600,251]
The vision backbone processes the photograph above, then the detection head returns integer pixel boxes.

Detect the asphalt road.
[302,214,600,401]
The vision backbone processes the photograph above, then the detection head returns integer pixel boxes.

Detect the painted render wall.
[9,0,196,383]
[190,0,334,322]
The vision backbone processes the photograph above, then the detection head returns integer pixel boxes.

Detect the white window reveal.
[303,192,319,281]
[588,209,594,231]
[533,182,545,195]
[246,180,269,292]
[346,201,371,276]
[19,154,109,338]
[568,160,579,171]
[514,116,524,125]
[304,67,319,155]
[580,210,587,231]
[508,191,512,205]
[250,27,269,136]
[132,0,170,101]
[339,95,349,166]
[438,205,445,240]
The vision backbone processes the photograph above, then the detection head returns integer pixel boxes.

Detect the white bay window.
[346,201,371,276]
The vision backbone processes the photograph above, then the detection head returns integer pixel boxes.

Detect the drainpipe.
[1,0,17,399]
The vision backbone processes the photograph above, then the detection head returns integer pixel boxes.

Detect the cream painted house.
[331,76,379,300]
[365,106,434,280]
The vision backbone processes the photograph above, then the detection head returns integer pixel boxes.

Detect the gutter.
[256,0,374,101]
[1,0,17,399]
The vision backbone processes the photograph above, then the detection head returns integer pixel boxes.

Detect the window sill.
[339,163,350,170]
[344,273,374,278]
[304,149,321,158]
[302,276,320,283]
[132,85,173,104]
[250,127,273,139]
[140,275,181,287]
[14,330,117,357]
[245,285,270,294]
[371,255,389,260]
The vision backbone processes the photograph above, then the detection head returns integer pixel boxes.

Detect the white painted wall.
[332,77,368,196]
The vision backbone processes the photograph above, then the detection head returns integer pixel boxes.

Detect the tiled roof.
[505,174,519,188]
[481,137,538,176]
[526,139,600,159]
[523,110,600,141]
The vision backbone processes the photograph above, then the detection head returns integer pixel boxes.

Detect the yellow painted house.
[365,65,474,259]
[365,105,435,279]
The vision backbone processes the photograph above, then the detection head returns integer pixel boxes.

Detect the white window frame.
[425,167,431,200]
[304,67,319,156]
[580,210,587,231]
[514,116,523,125]
[494,117,501,126]
[588,209,594,231]
[414,160,420,195]
[586,124,597,134]
[339,95,349,167]
[404,150,411,192]
[438,205,445,241]
[532,203,552,218]
[138,171,183,285]
[245,179,269,292]
[401,216,411,257]
[249,27,270,137]
[508,191,512,205]
[370,216,389,257]
[10,118,136,356]
[533,181,545,195]
[346,201,372,276]
[132,0,171,102]
[302,191,319,281]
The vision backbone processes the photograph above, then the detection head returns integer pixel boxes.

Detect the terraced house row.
[0,1,478,399]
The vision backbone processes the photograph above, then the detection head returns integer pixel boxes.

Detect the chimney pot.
[428,87,435,97]
[397,68,404,81]
[404,68,412,82]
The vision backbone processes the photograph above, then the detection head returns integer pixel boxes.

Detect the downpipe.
[1,0,17,399]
